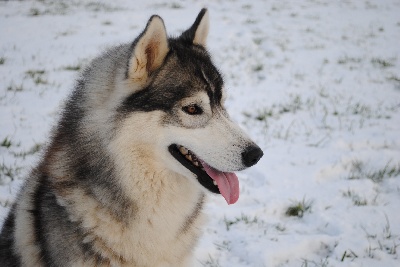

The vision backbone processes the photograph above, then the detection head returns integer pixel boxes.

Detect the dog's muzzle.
[168,143,264,205]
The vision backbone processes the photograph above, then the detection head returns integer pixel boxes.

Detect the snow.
[1,0,400,266]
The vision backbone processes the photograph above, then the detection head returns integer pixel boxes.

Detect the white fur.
[105,112,206,266]
[193,10,209,46]
[166,91,252,172]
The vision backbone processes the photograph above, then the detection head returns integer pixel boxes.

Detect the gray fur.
[0,9,263,267]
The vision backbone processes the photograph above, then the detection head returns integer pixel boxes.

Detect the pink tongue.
[200,160,239,205]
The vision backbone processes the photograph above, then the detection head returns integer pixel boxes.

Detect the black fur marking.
[30,175,111,266]
[119,83,188,114]
[118,38,224,118]
[80,236,111,265]
[32,175,55,266]
[72,147,136,223]
[52,79,137,225]
[180,193,205,235]
[168,145,220,194]
[0,206,21,267]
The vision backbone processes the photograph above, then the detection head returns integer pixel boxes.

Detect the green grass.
[386,74,400,83]
[350,103,372,116]
[34,76,48,85]
[12,143,42,159]
[29,8,41,16]
[27,1,70,16]
[214,240,231,252]
[223,213,258,231]
[253,38,263,45]
[361,214,399,258]
[242,4,252,10]
[348,160,400,183]
[275,223,286,232]
[63,65,81,71]
[200,255,221,267]
[341,250,358,262]
[285,198,313,218]
[0,57,5,65]
[1,137,12,148]
[7,84,24,92]
[254,108,273,122]
[25,69,45,78]
[367,163,400,182]
[371,58,395,68]
[245,19,258,24]
[342,189,368,206]
[0,162,22,184]
[337,56,362,64]
[249,95,306,123]
[301,257,330,267]
[252,63,264,72]
[25,69,48,85]
[169,2,183,9]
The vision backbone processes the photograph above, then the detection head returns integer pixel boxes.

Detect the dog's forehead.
[179,90,210,106]
[118,44,224,116]
[158,48,224,104]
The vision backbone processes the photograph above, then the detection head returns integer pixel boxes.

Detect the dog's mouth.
[168,144,239,205]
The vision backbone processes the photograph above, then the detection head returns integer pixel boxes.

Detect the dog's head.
[115,9,263,204]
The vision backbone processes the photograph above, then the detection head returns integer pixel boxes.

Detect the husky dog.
[0,9,263,267]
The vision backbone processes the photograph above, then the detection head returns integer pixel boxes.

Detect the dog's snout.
[242,145,263,167]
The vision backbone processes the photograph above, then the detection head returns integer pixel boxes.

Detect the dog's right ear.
[127,15,169,84]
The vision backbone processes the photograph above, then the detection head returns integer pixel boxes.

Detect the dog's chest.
[92,185,206,266]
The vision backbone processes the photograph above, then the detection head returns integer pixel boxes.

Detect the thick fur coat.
[0,9,263,267]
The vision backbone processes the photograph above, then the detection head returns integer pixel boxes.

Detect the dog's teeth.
[178,145,203,167]
[179,146,188,155]
[213,180,217,186]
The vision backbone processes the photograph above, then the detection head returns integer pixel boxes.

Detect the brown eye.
[183,104,202,115]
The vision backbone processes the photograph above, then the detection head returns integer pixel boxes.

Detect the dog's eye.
[182,104,203,115]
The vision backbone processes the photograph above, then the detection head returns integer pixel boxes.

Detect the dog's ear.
[128,15,169,83]
[180,8,209,46]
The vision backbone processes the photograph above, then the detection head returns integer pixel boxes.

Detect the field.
[1,0,399,266]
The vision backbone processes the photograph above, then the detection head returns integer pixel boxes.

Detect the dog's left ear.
[128,15,169,84]
[180,8,209,46]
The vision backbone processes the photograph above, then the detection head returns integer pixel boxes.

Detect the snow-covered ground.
[1,0,399,266]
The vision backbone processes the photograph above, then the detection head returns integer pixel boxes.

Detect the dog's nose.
[242,145,264,167]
